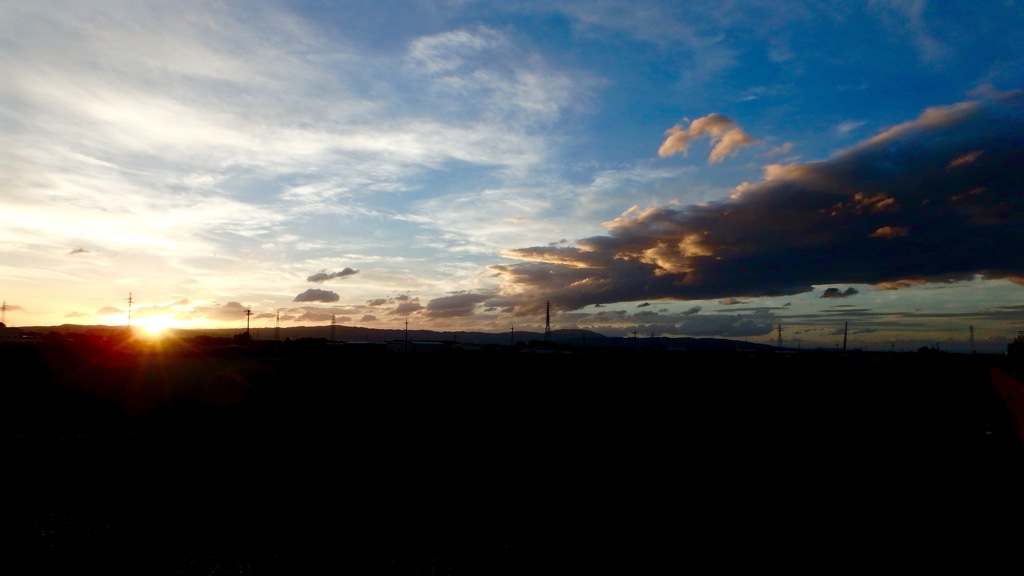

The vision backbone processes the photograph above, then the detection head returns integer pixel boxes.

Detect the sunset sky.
[3,1,1023,352]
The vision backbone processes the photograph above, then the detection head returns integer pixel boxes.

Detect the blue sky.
[2,0,1023,352]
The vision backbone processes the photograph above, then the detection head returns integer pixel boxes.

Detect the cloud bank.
[484,93,1024,317]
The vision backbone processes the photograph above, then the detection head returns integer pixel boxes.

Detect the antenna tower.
[970,325,976,354]
[544,301,551,341]
[842,322,848,352]
[1,301,5,325]
[331,314,336,341]
[777,324,782,348]
[245,306,252,336]
[275,310,280,340]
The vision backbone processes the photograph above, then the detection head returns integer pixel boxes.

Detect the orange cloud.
[658,113,756,164]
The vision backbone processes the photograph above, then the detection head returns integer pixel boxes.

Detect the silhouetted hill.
[14,323,779,352]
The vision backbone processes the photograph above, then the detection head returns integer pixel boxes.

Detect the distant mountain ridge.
[16,323,778,352]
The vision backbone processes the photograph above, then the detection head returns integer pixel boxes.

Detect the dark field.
[4,338,1024,573]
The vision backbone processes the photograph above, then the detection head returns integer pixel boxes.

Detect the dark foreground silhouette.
[4,336,1024,573]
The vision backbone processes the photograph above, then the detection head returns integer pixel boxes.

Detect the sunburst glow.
[136,315,176,337]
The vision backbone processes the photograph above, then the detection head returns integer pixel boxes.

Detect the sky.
[2,0,1023,353]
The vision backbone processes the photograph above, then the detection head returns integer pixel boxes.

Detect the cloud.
[307,267,359,283]
[191,301,252,322]
[491,92,1024,316]
[295,310,335,322]
[293,289,340,303]
[821,288,860,299]
[835,120,865,136]
[425,292,490,318]
[391,300,425,315]
[765,143,793,157]
[658,113,757,163]
[69,248,88,254]
[947,150,984,170]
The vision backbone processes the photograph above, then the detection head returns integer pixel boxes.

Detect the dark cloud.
[294,289,340,303]
[391,301,424,315]
[306,267,359,283]
[425,292,490,318]
[69,248,88,254]
[821,287,860,298]
[491,92,1024,316]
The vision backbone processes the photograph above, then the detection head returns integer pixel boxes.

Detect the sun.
[136,315,176,337]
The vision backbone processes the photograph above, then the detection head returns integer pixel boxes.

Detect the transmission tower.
[126,292,134,327]
[544,301,551,341]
